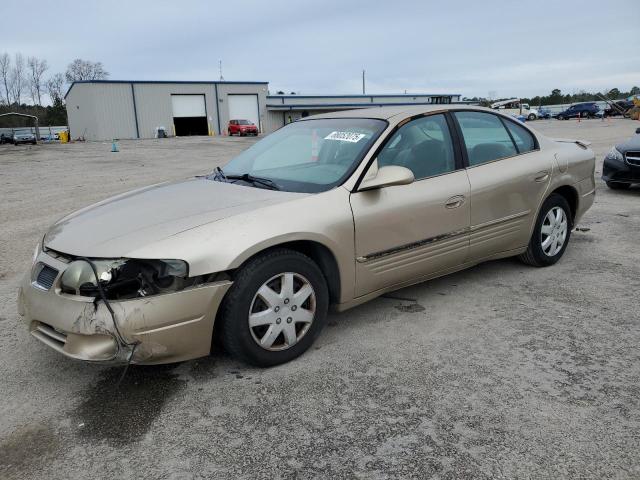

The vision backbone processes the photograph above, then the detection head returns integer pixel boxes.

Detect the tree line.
[0,53,108,126]
[464,86,640,107]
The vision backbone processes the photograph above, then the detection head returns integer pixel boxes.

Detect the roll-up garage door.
[228,94,260,131]
[171,94,208,136]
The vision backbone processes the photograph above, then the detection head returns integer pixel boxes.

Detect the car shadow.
[73,364,186,446]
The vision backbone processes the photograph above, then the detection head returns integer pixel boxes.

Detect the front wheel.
[528,114,536,121]
[219,248,329,367]
[557,115,564,120]
[519,193,572,267]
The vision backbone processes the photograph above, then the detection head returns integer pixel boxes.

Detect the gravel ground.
[1,119,639,479]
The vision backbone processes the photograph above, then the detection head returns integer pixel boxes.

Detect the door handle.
[534,170,550,182]
[445,195,466,209]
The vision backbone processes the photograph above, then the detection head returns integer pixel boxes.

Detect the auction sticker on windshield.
[324,131,367,143]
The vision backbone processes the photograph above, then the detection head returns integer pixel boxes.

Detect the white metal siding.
[66,81,268,139]
[217,83,268,134]
[66,83,137,141]
[171,95,206,117]
[133,84,217,138]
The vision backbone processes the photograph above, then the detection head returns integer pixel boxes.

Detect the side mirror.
[636,127,640,134]
[359,161,414,191]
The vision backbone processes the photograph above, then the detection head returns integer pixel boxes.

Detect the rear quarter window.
[454,111,517,166]
[503,119,536,153]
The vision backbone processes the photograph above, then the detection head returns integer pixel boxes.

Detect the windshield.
[237,120,251,125]
[218,118,387,193]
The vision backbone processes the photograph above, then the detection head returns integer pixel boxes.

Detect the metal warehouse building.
[264,93,461,131]
[65,80,461,140]
[65,80,269,141]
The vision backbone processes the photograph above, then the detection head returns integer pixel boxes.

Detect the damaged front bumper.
[17,250,232,365]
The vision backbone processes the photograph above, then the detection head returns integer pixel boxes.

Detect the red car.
[228,119,259,136]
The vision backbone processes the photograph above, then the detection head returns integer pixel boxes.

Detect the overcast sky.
[2,0,638,99]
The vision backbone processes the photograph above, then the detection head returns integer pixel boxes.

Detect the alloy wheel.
[249,272,316,351]
[540,206,568,257]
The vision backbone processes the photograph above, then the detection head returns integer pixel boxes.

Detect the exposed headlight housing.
[607,147,624,162]
[60,258,191,299]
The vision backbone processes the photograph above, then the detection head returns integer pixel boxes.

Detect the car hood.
[616,134,640,152]
[45,178,307,258]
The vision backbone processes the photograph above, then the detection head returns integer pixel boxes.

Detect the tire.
[582,111,588,118]
[557,115,564,121]
[519,193,572,267]
[219,248,329,367]
[606,181,630,190]
[528,114,536,121]
[228,129,232,136]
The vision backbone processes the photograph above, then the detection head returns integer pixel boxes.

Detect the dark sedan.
[602,128,640,189]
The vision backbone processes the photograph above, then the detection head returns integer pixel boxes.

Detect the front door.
[452,111,552,261]
[350,113,470,297]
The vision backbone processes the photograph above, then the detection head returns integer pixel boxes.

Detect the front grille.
[35,264,58,290]
[625,151,640,167]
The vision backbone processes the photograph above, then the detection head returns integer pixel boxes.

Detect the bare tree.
[10,53,26,105]
[65,58,109,82]
[27,56,48,105]
[0,53,11,105]
[46,73,65,102]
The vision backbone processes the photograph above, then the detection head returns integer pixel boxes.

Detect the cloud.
[1,0,638,99]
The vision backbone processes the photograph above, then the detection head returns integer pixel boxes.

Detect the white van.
[491,98,538,120]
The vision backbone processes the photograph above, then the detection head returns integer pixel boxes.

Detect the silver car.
[12,129,37,145]
[18,105,595,367]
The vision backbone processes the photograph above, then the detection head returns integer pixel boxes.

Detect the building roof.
[267,93,460,99]
[306,104,489,120]
[64,79,269,99]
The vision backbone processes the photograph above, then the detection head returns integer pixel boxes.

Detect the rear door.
[452,111,552,261]
[350,113,470,296]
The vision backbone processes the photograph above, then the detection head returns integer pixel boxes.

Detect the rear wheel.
[219,248,329,367]
[557,115,564,120]
[519,193,572,267]
[606,181,631,190]
[528,113,536,121]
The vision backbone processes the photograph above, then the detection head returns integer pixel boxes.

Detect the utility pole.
[219,60,224,81]
[362,69,365,95]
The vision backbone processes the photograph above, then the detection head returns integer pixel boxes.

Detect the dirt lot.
[1,119,639,479]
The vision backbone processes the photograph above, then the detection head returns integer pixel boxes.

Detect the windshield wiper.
[225,173,280,191]
[212,166,227,182]
[209,167,280,191]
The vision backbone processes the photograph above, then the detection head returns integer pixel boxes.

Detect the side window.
[503,119,536,153]
[454,111,517,166]
[377,114,455,180]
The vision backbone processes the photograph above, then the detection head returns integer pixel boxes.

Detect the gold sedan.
[18,106,595,367]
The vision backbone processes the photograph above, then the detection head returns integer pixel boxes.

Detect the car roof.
[306,104,493,121]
